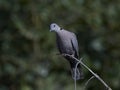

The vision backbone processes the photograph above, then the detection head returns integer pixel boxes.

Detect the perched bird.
[50,23,83,80]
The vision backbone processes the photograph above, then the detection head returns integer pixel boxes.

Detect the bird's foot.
[62,53,67,56]
[71,54,74,57]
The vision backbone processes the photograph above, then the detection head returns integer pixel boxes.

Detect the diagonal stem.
[62,54,112,90]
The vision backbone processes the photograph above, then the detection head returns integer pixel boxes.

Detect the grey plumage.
[50,23,83,80]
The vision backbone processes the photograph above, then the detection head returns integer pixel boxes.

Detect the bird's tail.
[70,64,84,80]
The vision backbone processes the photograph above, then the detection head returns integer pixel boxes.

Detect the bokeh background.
[0,0,120,90]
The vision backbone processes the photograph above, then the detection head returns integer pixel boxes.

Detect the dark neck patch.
[60,28,63,30]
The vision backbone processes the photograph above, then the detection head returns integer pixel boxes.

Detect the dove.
[50,23,83,80]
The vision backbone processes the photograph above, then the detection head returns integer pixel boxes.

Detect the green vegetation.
[0,0,120,90]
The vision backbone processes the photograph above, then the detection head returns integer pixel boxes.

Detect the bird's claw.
[62,53,67,56]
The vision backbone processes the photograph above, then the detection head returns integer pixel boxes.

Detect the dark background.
[0,0,120,90]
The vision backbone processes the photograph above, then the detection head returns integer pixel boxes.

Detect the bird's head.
[50,23,61,32]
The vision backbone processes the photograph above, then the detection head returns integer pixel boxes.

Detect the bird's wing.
[71,33,79,58]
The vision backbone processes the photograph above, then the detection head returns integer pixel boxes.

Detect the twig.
[62,54,112,90]
[85,76,95,88]
[74,73,76,90]
[74,58,83,90]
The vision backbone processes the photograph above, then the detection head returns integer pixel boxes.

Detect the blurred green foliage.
[0,0,120,90]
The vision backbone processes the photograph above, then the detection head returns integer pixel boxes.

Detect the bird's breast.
[57,36,73,54]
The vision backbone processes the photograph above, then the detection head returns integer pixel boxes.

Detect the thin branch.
[74,58,83,90]
[85,76,95,88]
[74,74,76,90]
[62,54,112,90]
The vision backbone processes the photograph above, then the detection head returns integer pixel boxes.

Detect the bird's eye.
[53,25,55,27]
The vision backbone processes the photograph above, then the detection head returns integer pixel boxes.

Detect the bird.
[50,23,83,80]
